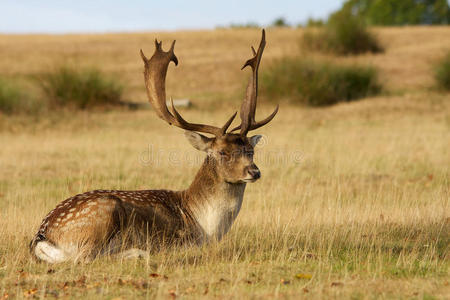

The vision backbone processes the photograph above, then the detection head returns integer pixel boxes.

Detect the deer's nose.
[247,164,261,180]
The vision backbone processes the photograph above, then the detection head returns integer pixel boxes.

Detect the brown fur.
[30,134,260,262]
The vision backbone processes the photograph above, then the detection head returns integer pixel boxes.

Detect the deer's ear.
[249,135,262,147]
[184,131,213,152]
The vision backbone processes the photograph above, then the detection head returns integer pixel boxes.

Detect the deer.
[29,29,278,263]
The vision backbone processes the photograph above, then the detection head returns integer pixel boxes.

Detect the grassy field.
[0,27,449,299]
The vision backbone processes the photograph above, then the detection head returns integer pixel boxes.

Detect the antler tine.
[231,104,279,132]
[232,29,278,136]
[169,99,237,136]
[141,40,235,137]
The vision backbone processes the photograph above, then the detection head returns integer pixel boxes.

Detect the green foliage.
[271,17,289,27]
[434,51,450,91]
[0,78,36,114]
[337,0,450,25]
[306,17,325,27]
[261,57,381,106]
[303,11,383,55]
[37,66,124,109]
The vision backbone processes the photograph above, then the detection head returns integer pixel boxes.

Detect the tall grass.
[434,51,450,91]
[261,57,381,106]
[0,94,448,298]
[0,28,449,299]
[0,78,37,115]
[302,12,383,55]
[37,66,124,109]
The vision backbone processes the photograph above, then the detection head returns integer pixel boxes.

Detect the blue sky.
[0,0,342,34]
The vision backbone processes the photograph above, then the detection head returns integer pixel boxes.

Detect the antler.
[140,40,236,137]
[231,29,279,136]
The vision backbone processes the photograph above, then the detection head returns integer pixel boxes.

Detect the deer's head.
[140,30,278,184]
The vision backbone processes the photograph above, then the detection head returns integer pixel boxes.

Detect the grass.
[302,12,383,55]
[434,51,450,91]
[0,78,36,114]
[0,28,449,299]
[261,57,381,106]
[37,66,124,109]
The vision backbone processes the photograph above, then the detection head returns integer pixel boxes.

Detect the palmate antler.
[140,40,236,137]
[232,29,278,136]
[140,29,277,137]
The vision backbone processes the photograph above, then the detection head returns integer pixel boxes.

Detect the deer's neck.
[182,156,246,242]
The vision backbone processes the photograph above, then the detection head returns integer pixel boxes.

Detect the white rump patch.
[34,241,67,263]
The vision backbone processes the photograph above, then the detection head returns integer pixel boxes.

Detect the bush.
[37,66,124,109]
[434,51,450,91]
[303,11,383,55]
[0,78,36,114]
[305,18,325,27]
[271,17,289,27]
[261,57,381,106]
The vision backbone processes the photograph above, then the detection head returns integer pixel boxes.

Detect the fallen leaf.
[304,253,316,259]
[23,288,37,297]
[303,288,309,293]
[295,273,312,279]
[47,269,55,274]
[168,289,177,298]
[1,293,8,300]
[76,275,87,285]
[18,270,28,278]
[331,282,343,287]
[149,273,168,280]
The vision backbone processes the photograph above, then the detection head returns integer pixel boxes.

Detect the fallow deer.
[30,30,278,263]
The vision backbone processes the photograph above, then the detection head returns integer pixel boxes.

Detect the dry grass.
[0,27,449,299]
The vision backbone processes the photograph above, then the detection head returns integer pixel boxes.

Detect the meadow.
[0,27,449,299]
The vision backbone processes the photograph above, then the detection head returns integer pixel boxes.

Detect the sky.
[0,0,343,34]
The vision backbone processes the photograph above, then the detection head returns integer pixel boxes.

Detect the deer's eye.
[219,150,229,157]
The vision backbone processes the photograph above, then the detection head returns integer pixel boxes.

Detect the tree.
[334,0,450,25]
